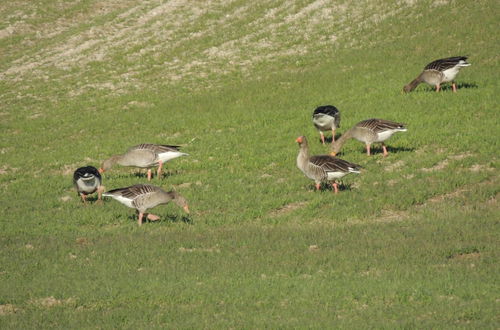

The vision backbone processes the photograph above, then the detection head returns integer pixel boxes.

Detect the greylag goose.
[403,56,471,93]
[312,105,341,144]
[296,136,361,193]
[331,118,407,157]
[103,184,190,225]
[73,166,104,204]
[99,144,188,181]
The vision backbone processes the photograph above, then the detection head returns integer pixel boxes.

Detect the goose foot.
[366,144,371,156]
[138,212,144,225]
[147,169,152,181]
[452,83,457,93]
[147,213,160,221]
[315,183,321,191]
[436,84,441,92]
[331,182,339,194]
[382,144,388,157]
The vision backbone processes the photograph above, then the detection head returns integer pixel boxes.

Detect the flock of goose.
[72,56,471,225]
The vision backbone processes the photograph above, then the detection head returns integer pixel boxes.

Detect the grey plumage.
[103,184,189,225]
[403,56,470,93]
[296,136,361,192]
[100,143,188,180]
[331,118,407,157]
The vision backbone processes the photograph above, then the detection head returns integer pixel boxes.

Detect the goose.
[99,144,188,181]
[103,184,190,225]
[403,56,471,93]
[73,166,104,204]
[296,136,361,193]
[330,118,407,157]
[312,105,341,144]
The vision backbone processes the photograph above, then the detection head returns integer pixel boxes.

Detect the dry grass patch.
[29,296,76,308]
[0,304,19,315]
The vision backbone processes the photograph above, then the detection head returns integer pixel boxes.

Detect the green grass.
[0,0,499,328]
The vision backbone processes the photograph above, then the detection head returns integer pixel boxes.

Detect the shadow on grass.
[126,213,193,224]
[420,81,478,92]
[332,145,414,157]
[308,181,353,192]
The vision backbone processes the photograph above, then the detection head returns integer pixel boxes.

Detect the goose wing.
[357,118,406,133]
[73,166,101,183]
[131,144,181,153]
[424,56,468,71]
[309,155,360,173]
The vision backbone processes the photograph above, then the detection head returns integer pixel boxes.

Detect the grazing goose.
[331,118,407,157]
[403,56,471,93]
[296,136,361,193]
[99,144,188,181]
[312,105,341,144]
[73,166,104,204]
[103,184,190,225]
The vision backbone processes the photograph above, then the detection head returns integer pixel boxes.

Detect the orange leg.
[452,82,457,93]
[138,212,144,225]
[366,144,371,156]
[315,183,321,191]
[157,161,163,179]
[320,132,325,145]
[331,128,336,143]
[382,143,388,157]
[80,193,87,204]
[331,182,339,194]
[436,84,440,92]
[147,169,152,181]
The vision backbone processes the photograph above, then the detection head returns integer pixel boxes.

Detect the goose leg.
[147,169,152,181]
[452,82,457,93]
[382,143,388,157]
[157,161,163,179]
[436,84,440,92]
[315,183,321,191]
[96,186,104,204]
[331,128,336,143]
[320,132,325,145]
[80,193,87,204]
[366,144,371,156]
[331,182,339,194]
[138,212,144,225]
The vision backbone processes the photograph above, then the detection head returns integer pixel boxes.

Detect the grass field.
[1,0,499,328]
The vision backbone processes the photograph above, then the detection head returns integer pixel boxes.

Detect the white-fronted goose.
[73,166,104,204]
[296,136,361,193]
[99,144,188,181]
[403,56,471,93]
[103,184,190,225]
[331,118,407,157]
[312,105,341,144]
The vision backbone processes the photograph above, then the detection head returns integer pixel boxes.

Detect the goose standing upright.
[403,56,471,93]
[73,166,104,204]
[99,144,188,181]
[103,184,190,225]
[312,105,341,144]
[331,118,407,157]
[296,136,361,193]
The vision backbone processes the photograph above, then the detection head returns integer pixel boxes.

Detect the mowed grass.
[0,0,499,328]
